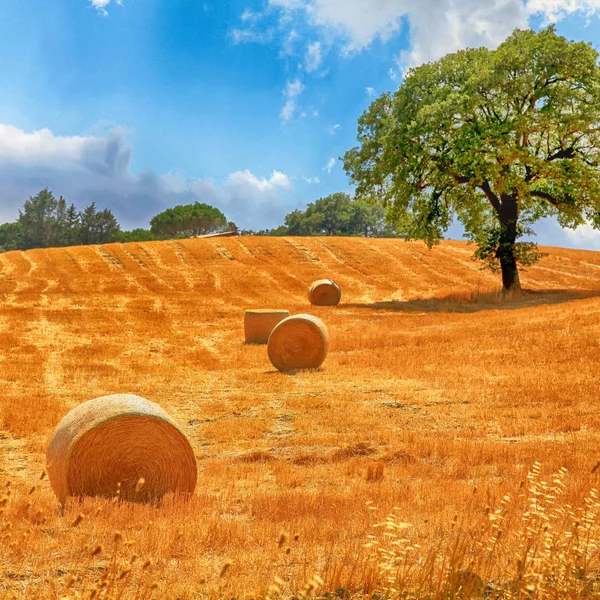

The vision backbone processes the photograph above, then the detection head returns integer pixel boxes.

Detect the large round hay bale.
[46,394,197,505]
[308,279,341,306]
[244,309,290,344]
[267,314,329,372]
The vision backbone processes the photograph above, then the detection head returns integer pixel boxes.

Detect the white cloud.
[90,0,121,15]
[281,29,301,55]
[526,0,600,22]
[328,123,341,134]
[0,124,296,230]
[565,222,600,248]
[302,175,321,183]
[226,169,291,190]
[305,41,323,71]
[365,87,376,97]
[324,157,336,172]
[266,0,600,72]
[280,79,305,120]
[232,28,274,44]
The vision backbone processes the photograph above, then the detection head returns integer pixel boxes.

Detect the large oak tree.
[343,26,600,292]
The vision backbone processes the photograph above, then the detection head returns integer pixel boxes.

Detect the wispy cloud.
[90,0,121,15]
[231,28,275,44]
[241,8,257,21]
[328,124,341,135]
[365,87,376,97]
[302,175,321,183]
[324,157,336,173]
[280,79,305,121]
[305,41,323,72]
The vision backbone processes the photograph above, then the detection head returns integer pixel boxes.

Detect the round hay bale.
[267,314,329,372]
[46,394,197,505]
[244,309,290,344]
[308,279,341,306]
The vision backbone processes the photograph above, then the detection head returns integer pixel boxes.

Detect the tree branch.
[529,190,560,206]
[453,174,471,184]
[547,147,576,161]
[525,165,538,183]
[480,181,502,214]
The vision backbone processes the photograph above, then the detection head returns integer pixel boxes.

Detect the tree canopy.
[150,203,231,239]
[343,26,600,291]
[12,189,120,251]
[243,193,399,237]
[0,192,237,252]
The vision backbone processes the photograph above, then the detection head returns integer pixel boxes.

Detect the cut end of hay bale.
[46,394,197,505]
[267,314,329,372]
[308,279,341,306]
[244,309,290,344]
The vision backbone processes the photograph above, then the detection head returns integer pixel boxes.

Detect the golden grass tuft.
[267,314,329,372]
[244,309,290,344]
[308,279,342,306]
[46,394,197,505]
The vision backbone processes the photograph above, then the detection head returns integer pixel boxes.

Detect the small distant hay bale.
[308,279,341,306]
[46,394,197,505]
[267,314,329,372]
[244,309,290,344]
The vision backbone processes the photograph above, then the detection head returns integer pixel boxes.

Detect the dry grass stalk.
[46,394,197,505]
[267,314,329,372]
[244,309,290,344]
[308,279,342,306]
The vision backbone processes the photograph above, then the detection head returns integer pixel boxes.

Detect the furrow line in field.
[93,245,124,271]
[165,241,196,290]
[284,239,321,263]
[119,245,176,291]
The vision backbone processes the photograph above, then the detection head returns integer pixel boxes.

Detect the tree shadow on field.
[344,288,600,314]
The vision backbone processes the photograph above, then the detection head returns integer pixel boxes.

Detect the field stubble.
[1,237,600,598]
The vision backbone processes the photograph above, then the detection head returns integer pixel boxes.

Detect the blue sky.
[1,0,600,248]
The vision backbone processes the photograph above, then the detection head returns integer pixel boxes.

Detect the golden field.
[2,236,600,598]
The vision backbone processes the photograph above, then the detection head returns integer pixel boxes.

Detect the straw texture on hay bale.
[244,309,290,344]
[46,394,197,505]
[267,314,329,372]
[308,279,341,306]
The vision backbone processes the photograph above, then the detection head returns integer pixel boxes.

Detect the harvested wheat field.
[2,236,600,598]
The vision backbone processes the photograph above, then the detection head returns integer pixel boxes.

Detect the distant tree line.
[0,189,120,251]
[240,192,401,237]
[0,188,400,253]
[0,189,236,252]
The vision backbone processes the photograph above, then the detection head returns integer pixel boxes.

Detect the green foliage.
[239,226,288,236]
[150,203,230,239]
[471,224,548,273]
[0,192,233,251]
[0,222,22,252]
[249,193,399,237]
[343,26,600,289]
[4,188,120,251]
[114,228,157,243]
[18,188,61,249]
[78,203,120,245]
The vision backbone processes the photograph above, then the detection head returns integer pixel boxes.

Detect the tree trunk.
[497,243,521,293]
[496,195,522,294]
